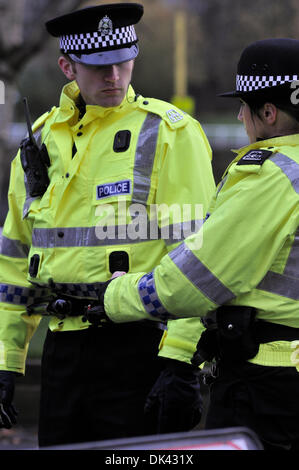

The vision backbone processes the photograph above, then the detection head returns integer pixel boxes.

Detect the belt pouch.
[216,305,259,361]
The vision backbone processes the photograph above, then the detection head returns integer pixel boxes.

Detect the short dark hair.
[243,84,299,122]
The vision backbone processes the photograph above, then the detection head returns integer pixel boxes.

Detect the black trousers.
[205,360,299,451]
[38,322,164,447]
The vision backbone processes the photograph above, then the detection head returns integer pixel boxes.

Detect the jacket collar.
[58,80,137,123]
[232,133,299,156]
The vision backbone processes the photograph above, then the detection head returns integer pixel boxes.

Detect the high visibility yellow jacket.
[105,134,299,368]
[0,81,215,374]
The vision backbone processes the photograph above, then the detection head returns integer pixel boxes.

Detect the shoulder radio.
[20,97,50,197]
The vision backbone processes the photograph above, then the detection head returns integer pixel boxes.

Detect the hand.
[111,271,127,279]
[0,371,18,429]
[144,358,203,434]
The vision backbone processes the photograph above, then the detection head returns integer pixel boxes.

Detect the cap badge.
[98,15,113,35]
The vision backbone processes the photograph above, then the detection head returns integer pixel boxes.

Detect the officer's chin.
[96,93,124,108]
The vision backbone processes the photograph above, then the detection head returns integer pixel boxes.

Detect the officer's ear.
[262,103,277,125]
[58,55,77,80]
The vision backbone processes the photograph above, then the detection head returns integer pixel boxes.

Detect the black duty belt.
[44,296,167,331]
[191,306,299,368]
[254,320,299,343]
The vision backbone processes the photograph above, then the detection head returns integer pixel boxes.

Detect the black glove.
[46,280,113,326]
[144,358,203,434]
[83,280,113,326]
[0,371,18,429]
[191,328,219,367]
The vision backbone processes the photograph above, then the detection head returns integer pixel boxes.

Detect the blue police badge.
[96,180,131,200]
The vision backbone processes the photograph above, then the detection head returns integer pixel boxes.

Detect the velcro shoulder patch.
[138,98,188,129]
[237,149,273,165]
[165,108,184,123]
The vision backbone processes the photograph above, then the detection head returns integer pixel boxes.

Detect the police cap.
[219,38,299,101]
[45,3,144,66]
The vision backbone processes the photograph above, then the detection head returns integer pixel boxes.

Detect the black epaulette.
[237,149,273,165]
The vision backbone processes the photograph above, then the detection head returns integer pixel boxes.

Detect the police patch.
[237,149,273,165]
[166,109,184,123]
[96,180,131,200]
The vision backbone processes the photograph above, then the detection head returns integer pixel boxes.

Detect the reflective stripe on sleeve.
[168,242,236,305]
[256,227,299,300]
[0,283,50,306]
[257,271,299,300]
[0,236,29,258]
[270,153,299,194]
[256,229,299,301]
[282,228,299,278]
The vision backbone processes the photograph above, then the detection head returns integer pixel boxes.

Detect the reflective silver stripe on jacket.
[216,174,228,196]
[283,228,299,278]
[269,153,299,194]
[257,271,299,301]
[168,242,236,305]
[32,219,203,248]
[0,283,50,306]
[28,112,201,248]
[256,154,299,299]
[131,112,161,205]
[0,236,29,258]
[257,229,299,300]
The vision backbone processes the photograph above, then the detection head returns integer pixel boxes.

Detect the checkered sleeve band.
[236,74,299,92]
[0,283,50,306]
[60,25,137,53]
[138,272,171,320]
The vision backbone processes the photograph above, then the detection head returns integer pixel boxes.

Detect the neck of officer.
[257,109,299,141]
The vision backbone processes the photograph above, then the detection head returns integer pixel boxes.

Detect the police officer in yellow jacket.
[0,4,215,446]
[101,38,299,450]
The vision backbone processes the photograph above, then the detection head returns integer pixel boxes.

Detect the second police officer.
[101,38,299,450]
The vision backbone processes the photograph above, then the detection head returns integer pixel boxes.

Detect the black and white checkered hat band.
[60,25,137,52]
[236,74,299,92]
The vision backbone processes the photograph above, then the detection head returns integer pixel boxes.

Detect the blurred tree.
[2,0,299,219]
[197,0,299,116]
[0,0,83,224]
